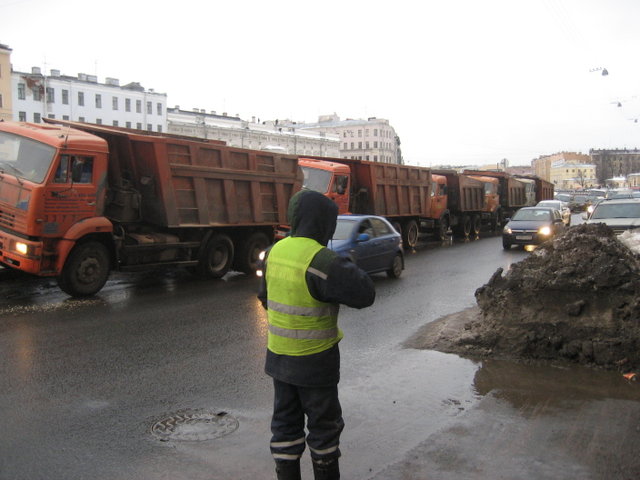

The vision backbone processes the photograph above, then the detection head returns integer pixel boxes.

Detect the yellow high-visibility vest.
[266,236,342,356]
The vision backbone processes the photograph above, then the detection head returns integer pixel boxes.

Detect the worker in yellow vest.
[258,189,376,480]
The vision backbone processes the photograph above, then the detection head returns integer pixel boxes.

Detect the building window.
[79,116,85,122]
[351,142,354,149]
[112,96,118,110]
[358,130,362,137]
[358,142,362,149]
[33,87,42,101]
[46,87,55,103]
[146,102,152,114]
[136,122,142,129]
[0,94,2,108]
[374,155,378,161]
[125,98,131,112]
[113,120,119,127]
[95,94,102,108]
[374,141,378,148]
[48,114,55,119]
[18,83,26,100]
[366,142,369,149]
[62,89,69,105]
[126,121,131,128]
[157,103,162,115]
[34,112,41,123]
[157,125,162,133]
[343,143,347,149]
[19,111,26,122]
[343,132,347,138]
[96,118,102,125]
[63,115,69,120]
[78,91,84,106]
[136,100,142,113]
[147,123,152,131]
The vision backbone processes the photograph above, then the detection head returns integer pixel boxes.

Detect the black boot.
[312,457,340,480]
[275,459,301,480]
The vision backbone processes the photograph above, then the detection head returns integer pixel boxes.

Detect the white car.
[536,200,571,226]
[584,198,640,235]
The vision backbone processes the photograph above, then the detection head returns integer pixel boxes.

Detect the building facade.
[590,149,640,185]
[167,108,340,157]
[531,152,591,182]
[288,114,403,164]
[550,162,597,190]
[12,67,167,132]
[0,43,12,121]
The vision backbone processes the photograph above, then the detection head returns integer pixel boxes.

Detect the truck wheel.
[57,241,110,297]
[386,253,403,278]
[471,215,481,237]
[461,215,471,237]
[402,220,419,249]
[198,234,234,278]
[437,217,449,241]
[234,232,270,274]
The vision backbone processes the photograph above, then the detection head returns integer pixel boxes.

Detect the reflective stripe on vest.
[266,236,342,356]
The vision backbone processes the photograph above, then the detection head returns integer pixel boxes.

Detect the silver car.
[584,198,640,235]
[536,200,571,226]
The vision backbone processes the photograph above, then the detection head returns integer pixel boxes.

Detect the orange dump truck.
[0,120,301,296]
[298,157,432,247]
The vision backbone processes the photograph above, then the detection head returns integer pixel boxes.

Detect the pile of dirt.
[407,224,640,371]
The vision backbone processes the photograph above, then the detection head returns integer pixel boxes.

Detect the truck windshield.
[301,166,332,194]
[0,131,56,184]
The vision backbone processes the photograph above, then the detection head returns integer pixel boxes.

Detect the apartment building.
[167,107,340,157]
[0,43,11,121]
[12,66,167,131]
[531,152,591,182]
[288,114,403,164]
[590,148,640,185]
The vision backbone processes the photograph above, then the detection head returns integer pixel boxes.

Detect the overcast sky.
[2,0,639,166]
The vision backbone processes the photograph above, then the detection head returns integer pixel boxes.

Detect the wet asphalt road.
[1,215,640,480]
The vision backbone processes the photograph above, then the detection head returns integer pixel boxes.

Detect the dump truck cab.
[0,122,110,276]
[298,157,351,214]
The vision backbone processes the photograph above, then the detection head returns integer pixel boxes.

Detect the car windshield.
[332,219,356,240]
[512,209,552,221]
[555,194,571,202]
[591,203,640,219]
[301,166,333,194]
[0,131,56,184]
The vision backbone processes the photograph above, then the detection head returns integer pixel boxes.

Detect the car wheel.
[386,253,403,278]
[502,239,511,250]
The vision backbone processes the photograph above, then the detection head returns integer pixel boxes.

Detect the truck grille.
[0,207,26,231]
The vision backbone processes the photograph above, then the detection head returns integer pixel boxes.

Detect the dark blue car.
[328,215,404,278]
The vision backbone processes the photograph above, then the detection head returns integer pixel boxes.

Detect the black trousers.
[270,378,344,462]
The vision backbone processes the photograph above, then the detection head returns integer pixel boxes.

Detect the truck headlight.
[538,226,551,236]
[15,241,29,255]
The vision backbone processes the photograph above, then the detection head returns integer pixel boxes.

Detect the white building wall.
[12,68,167,132]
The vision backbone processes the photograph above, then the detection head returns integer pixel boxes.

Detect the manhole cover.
[150,410,239,442]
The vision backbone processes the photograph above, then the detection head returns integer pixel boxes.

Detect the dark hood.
[288,189,338,246]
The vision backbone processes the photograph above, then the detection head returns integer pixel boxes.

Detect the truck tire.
[471,215,481,237]
[197,234,234,278]
[57,241,110,297]
[402,220,419,249]
[234,231,270,274]
[437,217,449,241]
[456,215,471,238]
[386,253,403,278]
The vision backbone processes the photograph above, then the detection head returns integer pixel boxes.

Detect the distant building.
[167,107,339,156]
[628,173,640,189]
[531,152,590,182]
[12,66,167,132]
[590,149,640,185]
[0,43,12,121]
[287,114,402,164]
[550,162,597,190]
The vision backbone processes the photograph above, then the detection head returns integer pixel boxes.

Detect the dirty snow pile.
[410,223,640,372]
